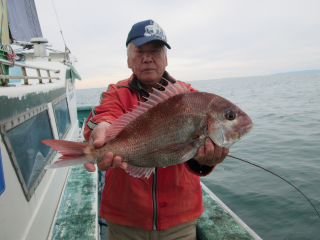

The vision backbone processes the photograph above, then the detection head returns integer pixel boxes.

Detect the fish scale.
[41,81,253,178]
[105,96,206,167]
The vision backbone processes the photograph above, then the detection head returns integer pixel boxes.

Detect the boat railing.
[0,58,60,87]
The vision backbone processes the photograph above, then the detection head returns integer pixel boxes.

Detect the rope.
[1,44,15,67]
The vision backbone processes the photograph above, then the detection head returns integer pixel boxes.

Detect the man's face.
[127,41,168,88]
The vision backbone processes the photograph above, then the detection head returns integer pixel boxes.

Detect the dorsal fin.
[104,80,190,143]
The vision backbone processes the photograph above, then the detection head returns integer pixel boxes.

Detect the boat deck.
[198,183,261,239]
[48,160,261,239]
[48,165,98,239]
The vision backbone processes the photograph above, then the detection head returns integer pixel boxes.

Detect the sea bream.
[41,80,253,178]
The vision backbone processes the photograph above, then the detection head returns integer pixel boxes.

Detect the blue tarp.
[0,147,5,196]
[6,0,42,42]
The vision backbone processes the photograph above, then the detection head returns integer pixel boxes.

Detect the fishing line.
[51,0,67,47]
[227,154,320,219]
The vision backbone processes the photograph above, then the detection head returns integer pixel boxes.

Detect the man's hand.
[84,122,128,172]
[193,138,229,166]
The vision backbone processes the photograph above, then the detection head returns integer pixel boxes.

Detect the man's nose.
[142,52,153,63]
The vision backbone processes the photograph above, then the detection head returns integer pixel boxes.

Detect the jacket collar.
[128,71,176,98]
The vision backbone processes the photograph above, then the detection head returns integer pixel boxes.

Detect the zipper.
[152,168,157,230]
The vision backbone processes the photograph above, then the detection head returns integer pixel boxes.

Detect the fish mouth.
[238,122,253,135]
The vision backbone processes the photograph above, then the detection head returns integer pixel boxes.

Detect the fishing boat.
[0,1,261,239]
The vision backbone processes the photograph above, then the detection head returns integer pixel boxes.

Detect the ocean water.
[76,72,320,240]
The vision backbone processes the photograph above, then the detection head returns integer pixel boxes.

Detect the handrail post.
[36,69,43,84]
[0,62,8,87]
[21,67,29,85]
[47,70,52,83]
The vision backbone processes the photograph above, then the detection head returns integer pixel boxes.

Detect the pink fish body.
[42,81,253,178]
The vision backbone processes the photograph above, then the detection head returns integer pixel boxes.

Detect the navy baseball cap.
[126,20,171,49]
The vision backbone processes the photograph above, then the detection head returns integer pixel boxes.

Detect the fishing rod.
[227,154,320,219]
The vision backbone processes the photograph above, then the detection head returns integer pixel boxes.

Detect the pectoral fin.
[179,134,208,161]
[165,136,206,162]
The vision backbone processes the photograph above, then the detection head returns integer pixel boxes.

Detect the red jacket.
[84,73,215,231]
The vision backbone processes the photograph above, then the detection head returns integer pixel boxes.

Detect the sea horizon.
[75,69,320,90]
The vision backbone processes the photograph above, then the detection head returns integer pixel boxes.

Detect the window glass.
[54,98,71,139]
[7,111,53,189]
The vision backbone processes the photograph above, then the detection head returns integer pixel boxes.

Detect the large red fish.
[41,81,253,178]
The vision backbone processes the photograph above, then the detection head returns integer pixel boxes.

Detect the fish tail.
[41,139,92,169]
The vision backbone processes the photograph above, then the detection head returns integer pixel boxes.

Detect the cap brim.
[131,36,171,49]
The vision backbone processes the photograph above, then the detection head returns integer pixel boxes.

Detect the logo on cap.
[144,20,167,42]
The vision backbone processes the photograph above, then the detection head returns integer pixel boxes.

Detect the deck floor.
[48,165,98,240]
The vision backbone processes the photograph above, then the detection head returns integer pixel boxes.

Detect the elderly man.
[83,20,229,240]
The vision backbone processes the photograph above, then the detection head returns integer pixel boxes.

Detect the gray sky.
[35,0,320,89]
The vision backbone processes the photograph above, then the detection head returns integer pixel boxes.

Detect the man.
[83,20,229,240]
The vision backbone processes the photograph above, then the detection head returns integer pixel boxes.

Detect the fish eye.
[225,109,237,120]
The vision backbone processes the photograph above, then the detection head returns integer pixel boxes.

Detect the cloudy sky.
[34,0,320,89]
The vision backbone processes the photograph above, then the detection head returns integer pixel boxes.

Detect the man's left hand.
[193,138,229,166]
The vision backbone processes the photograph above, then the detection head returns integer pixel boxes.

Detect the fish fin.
[169,139,199,151]
[45,156,91,169]
[160,78,190,97]
[165,136,204,162]
[125,166,155,179]
[41,139,89,156]
[168,139,200,162]
[104,104,153,143]
[178,134,207,161]
[41,139,91,169]
[104,81,190,143]
[179,148,199,162]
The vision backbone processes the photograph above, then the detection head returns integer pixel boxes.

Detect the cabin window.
[7,111,53,188]
[0,104,55,200]
[53,96,71,139]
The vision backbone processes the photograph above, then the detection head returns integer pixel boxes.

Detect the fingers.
[195,146,205,160]
[193,138,214,164]
[89,122,111,147]
[84,152,127,172]
[97,152,115,171]
[121,162,128,169]
[84,153,127,172]
[84,163,96,172]
[204,138,214,161]
[222,147,229,160]
[97,152,128,171]
[194,138,229,166]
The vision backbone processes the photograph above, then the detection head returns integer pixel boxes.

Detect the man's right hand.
[84,122,128,172]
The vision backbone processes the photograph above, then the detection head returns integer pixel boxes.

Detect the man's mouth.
[143,68,155,72]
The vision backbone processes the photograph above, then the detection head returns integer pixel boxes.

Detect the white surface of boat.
[0,46,81,240]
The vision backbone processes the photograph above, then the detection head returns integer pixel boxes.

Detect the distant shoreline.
[272,69,320,75]
[186,69,320,83]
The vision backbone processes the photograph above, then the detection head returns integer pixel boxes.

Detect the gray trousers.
[106,219,197,240]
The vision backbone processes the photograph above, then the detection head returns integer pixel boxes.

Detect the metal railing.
[0,58,60,86]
